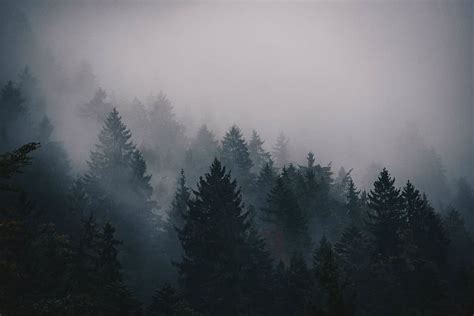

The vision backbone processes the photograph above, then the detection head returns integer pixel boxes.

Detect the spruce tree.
[287,252,312,315]
[313,237,349,316]
[346,178,363,227]
[185,124,218,183]
[164,169,190,262]
[254,159,278,212]
[82,108,158,299]
[80,87,112,123]
[261,176,310,261]
[366,168,405,257]
[220,125,254,194]
[248,129,271,173]
[402,181,448,264]
[177,158,251,314]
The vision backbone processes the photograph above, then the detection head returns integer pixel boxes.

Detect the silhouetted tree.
[220,125,254,195]
[248,129,271,173]
[261,176,310,261]
[366,168,405,257]
[178,158,270,315]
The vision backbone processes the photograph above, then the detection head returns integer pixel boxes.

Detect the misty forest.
[1,1,473,315]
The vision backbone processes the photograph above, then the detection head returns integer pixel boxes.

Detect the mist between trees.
[1,1,473,315]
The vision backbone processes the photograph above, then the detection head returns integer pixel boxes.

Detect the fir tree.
[366,168,405,257]
[272,132,290,169]
[185,124,218,183]
[254,159,278,212]
[313,237,349,316]
[261,176,310,261]
[287,252,312,315]
[248,129,271,173]
[402,181,448,264]
[80,87,112,123]
[346,178,363,227]
[82,108,158,300]
[220,125,254,194]
[165,169,191,263]
[177,158,268,315]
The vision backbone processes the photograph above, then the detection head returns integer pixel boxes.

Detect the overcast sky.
[16,0,474,182]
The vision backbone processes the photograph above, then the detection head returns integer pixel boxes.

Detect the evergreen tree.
[366,168,405,257]
[177,158,267,315]
[185,124,218,184]
[248,129,271,173]
[254,159,278,212]
[164,169,191,264]
[272,132,289,169]
[346,178,363,227]
[261,176,310,261]
[242,225,275,314]
[82,108,159,300]
[145,92,187,171]
[313,237,351,316]
[80,87,113,123]
[402,181,448,264]
[220,125,254,194]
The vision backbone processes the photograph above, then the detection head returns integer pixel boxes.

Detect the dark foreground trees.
[177,158,273,315]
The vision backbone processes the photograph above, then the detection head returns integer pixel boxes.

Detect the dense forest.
[1,1,473,315]
[0,71,473,315]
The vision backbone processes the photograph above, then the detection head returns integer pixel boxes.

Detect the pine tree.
[220,125,254,194]
[242,225,275,314]
[295,152,320,221]
[261,176,310,261]
[145,92,187,171]
[402,181,448,264]
[272,132,289,169]
[333,166,352,203]
[254,159,278,212]
[80,87,112,123]
[313,237,349,316]
[248,130,271,173]
[165,169,191,262]
[288,252,313,314]
[346,179,363,227]
[366,168,405,257]
[177,158,266,315]
[186,124,218,183]
[82,108,158,300]
[443,208,474,314]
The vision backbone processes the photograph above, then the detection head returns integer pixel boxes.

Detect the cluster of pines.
[1,72,473,315]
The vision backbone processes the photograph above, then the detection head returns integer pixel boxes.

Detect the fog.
[3,0,473,191]
[2,1,474,311]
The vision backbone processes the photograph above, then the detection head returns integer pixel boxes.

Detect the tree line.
[1,73,473,315]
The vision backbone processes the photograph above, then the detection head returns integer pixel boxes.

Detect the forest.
[1,1,473,315]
